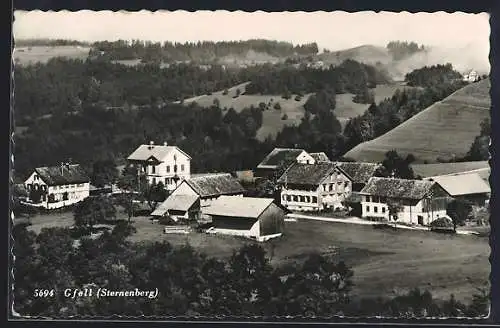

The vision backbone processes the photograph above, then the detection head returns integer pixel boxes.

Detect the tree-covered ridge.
[386,40,426,61]
[89,39,319,62]
[12,223,489,318]
[14,102,273,177]
[15,38,92,47]
[404,63,464,88]
[14,58,253,123]
[244,59,392,96]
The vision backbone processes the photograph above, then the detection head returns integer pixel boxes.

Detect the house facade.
[359,177,450,225]
[334,162,382,192]
[278,162,352,212]
[24,163,90,209]
[255,148,316,179]
[463,70,479,83]
[127,141,191,191]
[204,196,285,242]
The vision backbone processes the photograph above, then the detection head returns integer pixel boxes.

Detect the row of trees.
[12,221,489,318]
[404,63,464,88]
[386,41,426,61]
[461,118,491,161]
[89,39,319,62]
[243,59,391,100]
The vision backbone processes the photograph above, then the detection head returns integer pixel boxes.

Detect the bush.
[274,102,282,110]
[222,89,229,95]
[364,216,386,222]
[295,95,302,101]
[158,216,177,225]
[281,114,288,120]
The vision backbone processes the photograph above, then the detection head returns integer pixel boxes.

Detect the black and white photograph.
[10,9,492,320]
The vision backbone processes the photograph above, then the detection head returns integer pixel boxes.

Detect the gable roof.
[257,148,306,169]
[33,164,90,186]
[127,144,192,162]
[334,162,381,184]
[278,162,343,186]
[360,177,437,200]
[410,161,489,178]
[427,173,490,196]
[204,196,275,219]
[151,194,199,216]
[310,152,330,162]
[185,173,246,198]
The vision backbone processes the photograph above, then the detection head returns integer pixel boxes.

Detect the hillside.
[179,82,312,141]
[13,46,91,65]
[318,45,392,66]
[344,78,491,163]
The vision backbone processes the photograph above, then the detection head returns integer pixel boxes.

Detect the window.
[366,196,371,202]
[306,196,311,202]
[344,181,349,187]
[299,196,305,202]
[382,207,386,213]
[312,196,317,203]
[374,206,378,213]
[167,166,170,173]
[329,184,334,191]
[174,165,178,172]
[293,195,298,202]
[181,164,185,172]
[151,165,156,174]
[287,195,291,201]
[282,194,287,201]
[366,206,370,212]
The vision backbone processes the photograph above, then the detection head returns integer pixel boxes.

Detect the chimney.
[149,141,154,150]
[60,162,65,175]
[163,141,168,146]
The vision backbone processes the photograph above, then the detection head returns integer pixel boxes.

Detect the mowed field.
[181,82,415,139]
[344,79,491,163]
[411,161,490,179]
[180,82,313,141]
[13,46,91,65]
[22,211,489,303]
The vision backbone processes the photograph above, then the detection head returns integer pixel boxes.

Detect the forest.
[14,58,469,181]
[13,222,489,318]
[89,39,319,63]
[386,41,426,61]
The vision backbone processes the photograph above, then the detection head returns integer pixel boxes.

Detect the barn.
[204,196,285,242]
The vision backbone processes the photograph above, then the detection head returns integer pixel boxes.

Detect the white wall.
[296,151,316,165]
[145,147,191,191]
[360,195,447,225]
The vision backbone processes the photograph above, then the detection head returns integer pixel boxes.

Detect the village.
[17,139,491,242]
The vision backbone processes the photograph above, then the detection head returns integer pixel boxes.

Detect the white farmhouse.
[359,177,451,225]
[127,141,192,191]
[278,162,352,212]
[462,69,479,83]
[23,163,90,209]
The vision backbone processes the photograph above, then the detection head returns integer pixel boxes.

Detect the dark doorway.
[418,215,424,225]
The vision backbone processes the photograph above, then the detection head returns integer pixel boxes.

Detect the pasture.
[13,46,91,65]
[21,209,489,303]
[411,161,490,179]
[180,82,313,141]
[344,79,491,163]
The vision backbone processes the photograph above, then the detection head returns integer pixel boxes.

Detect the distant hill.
[13,46,91,65]
[344,78,490,163]
[318,45,392,66]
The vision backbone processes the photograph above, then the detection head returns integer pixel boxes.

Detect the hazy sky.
[14,10,490,51]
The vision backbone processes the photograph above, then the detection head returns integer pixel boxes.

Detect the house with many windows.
[334,162,382,192]
[255,148,316,179]
[23,163,90,209]
[127,141,191,191]
[359,177,451,225]
[278,162,352,212]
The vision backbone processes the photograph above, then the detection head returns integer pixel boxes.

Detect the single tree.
[446,199,472,232]
[73,196,117,235]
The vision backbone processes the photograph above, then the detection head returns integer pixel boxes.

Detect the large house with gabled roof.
[23,163,90,209]
[127,141,191,191]
[359,177,450,225]
[334,162,382,192]
[278,162,352,212]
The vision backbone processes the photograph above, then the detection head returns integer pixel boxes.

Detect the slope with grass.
[179,82,313,141]
[13,46,91,65]
[344,78,491,163]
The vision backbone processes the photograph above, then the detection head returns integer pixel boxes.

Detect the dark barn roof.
[335,162,381,184]
[34,164,90,186]
[186,173,246,198]
[278,162,340,186]
[257,148,305,169]
[360,177,436,200]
